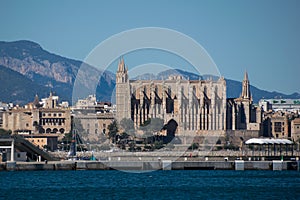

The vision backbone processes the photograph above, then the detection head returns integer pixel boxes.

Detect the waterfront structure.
[1,93,71,135]
[73,113,114,143]
[226,72,262,131]
[116,58,227,135]
[23,134,58,151]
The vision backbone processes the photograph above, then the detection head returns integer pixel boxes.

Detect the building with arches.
[116,58,227,135]
[1,93,71,136]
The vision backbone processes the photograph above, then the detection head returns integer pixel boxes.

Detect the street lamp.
[87,143,90,152]
[61,142,64,151]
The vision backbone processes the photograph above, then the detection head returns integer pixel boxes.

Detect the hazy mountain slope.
[0,65,50,104]
[0,40,115,104]
[0,40,298,105]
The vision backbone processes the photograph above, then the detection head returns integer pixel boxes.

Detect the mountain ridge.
[0,40,115,104]
[0,40,299,105]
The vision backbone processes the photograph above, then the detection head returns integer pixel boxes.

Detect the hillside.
[0,40,115,104]
[0,65,50,104]
[0,40,299,105]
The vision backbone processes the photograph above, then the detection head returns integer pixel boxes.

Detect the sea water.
[1,170,300,199]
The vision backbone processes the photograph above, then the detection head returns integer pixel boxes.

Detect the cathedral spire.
[118,57,126,72]
[241,71,250,99]
[116,57,128,83]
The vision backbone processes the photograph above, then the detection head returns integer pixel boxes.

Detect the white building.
[259,99,300,112]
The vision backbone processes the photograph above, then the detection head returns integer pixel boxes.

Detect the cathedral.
[226,72,262,131]
[116,58,227,135]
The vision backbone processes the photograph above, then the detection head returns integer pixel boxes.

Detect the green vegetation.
[188,143,199,150]
[108,120,119,143]
[0,128,12,137]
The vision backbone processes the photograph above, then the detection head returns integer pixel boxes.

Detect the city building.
[23,134,58,151]
[72,95,115,143]
[259,99,300,112]
[1,93,71,136]
[262,110,300,140]
[73,113,114,143]
[116,58,227,135]
[291,118,300,142]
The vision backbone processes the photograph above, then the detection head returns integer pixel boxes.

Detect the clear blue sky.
[1,0,299,94]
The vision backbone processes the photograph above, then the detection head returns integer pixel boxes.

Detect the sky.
[0,0,299,94]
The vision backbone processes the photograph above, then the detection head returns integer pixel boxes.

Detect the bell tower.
[116,58,131,121]
[241,71,251,100]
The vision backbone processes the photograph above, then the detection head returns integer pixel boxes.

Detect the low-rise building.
[259,99,300,112]
[291,118,300,142]
[1,93,71,136]
[74,112,114,143]
[23,134,58,151]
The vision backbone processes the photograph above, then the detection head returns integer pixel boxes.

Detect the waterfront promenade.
[1,149,300,171]
[1,159,300,171]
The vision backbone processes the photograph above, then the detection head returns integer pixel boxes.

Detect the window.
[95,129,98,134]
[87,129,90,134]
[26,123,29,127]
[54,113,57,117]
[274,122,282,133]
[58,113,62,117]
[48,113,51,117]
[103,124,106,128]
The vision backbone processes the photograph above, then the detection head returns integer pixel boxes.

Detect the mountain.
[0,40,299,105]
[0,40,115,105]
[133,69,300,103]
[0,65,50,104]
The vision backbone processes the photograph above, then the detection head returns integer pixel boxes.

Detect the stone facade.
[116,58,227,135]
[291,118,300,142]
[1,93,71,135]
[226,72,262,132]
[24,134,58,151]
[74,113,114,142]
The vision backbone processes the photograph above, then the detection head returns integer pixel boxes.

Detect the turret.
[116,57,128,83]
[241,71,251,100]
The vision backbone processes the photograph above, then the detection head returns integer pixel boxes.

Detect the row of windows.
[31,139,44,143]
[86,128,106,134]
[42,113,63,117]
[86,123,106,128]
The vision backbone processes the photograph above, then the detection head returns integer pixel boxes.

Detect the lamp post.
[87,142,90,152]
[61,142,64,151]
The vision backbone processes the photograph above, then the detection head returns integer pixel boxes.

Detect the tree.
[0,128,12,137]
[140,118,164,133]
[140,118,164,145]
[108,120,118,143]
[188,143,199,150]
[120,118,134,132]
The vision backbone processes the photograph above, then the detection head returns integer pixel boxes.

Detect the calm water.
[1,170,300,200]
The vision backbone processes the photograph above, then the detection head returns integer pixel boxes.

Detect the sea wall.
[0,160,299,171]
